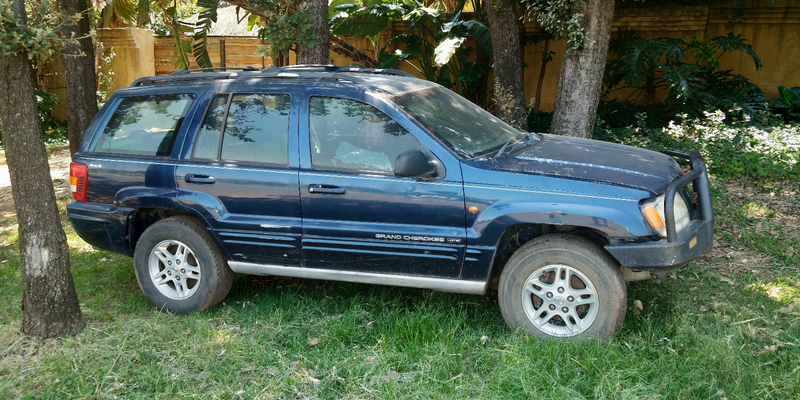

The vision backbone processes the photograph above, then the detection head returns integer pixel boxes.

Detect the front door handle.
[185,174,216,184]
[308,184,346,195]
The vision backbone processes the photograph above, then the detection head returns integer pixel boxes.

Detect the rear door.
[298,88,466,278]
[176,83,301,266]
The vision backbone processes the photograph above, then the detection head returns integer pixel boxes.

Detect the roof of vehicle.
[129,64,439,96]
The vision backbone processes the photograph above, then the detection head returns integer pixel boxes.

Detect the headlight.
[641,192,690,237]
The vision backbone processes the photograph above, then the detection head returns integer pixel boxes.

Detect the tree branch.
[330,35,378,68]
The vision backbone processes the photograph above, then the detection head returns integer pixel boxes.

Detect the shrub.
[594,110,800,180]
[527,110,553,133]
[601,29,765,128]
[768,86,800,123]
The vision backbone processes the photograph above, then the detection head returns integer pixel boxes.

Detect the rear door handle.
[185,174,215,184]
[308,184,346,195]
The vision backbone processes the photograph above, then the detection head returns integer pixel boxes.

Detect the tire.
[498,234,626,340]
[133,216,233,314]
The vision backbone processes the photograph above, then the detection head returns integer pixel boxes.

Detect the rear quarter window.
[94,94,195,157]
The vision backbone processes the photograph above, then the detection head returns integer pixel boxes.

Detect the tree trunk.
[550,0,615,138]
[295,0,330,64]
[0,0,84,339]
[485,0,527,129]
[57,0,99,156]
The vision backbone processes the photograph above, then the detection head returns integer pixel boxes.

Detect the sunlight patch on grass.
[750,281,800,304]
[743,201,775,218]
[212,324,238,345]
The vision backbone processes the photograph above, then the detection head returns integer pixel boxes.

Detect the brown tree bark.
[0,0,84,339]
[550,0,615,138]
[485,0,527,128]
[295,0,330,64]
[57,0,98,156]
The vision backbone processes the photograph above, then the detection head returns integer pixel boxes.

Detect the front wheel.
[133,216,233,314]
[498,234,626,340]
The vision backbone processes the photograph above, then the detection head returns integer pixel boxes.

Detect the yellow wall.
[39,57,68,121]
[706,0,800,100]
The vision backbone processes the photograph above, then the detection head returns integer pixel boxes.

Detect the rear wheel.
[133,216,233,313]
[498,234,626,340]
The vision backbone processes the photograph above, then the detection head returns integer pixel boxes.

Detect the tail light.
[70,162,88,202]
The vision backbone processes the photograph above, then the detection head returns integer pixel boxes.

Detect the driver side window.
[308,96,422,174]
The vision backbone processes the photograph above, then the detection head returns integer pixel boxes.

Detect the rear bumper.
[67,202,134,256]
[605,150,714,271]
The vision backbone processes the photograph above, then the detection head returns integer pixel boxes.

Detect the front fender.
[467,201,650,247]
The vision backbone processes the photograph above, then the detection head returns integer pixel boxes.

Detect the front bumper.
[605,219,712,270]
[605,150,714,271]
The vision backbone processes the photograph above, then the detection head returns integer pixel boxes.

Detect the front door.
[298,93,466,278]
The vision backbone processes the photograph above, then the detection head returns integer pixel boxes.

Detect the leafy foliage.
[192,0,220,68]
[331,0,493,107]
[601,29,765,128]
[594,110,800,181]
[527,110,552,133]
[96,41,116,107]
[523,0,591,49]
[0,0,81,61]
[130,0,218,69]
[249,3,316,60]
[99,0,137,28]
[768,86,800,123]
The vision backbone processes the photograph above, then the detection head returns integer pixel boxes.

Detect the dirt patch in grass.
[0,147,72,219]
[701,178,800,279]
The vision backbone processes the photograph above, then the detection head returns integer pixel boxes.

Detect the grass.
[1,178,799,399]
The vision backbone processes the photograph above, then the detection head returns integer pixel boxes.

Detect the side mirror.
[394,150,435,178]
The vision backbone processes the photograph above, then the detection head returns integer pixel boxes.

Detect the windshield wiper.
[493,138,513,158]
[493,133,530,158]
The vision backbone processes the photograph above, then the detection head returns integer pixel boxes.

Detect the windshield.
[390,86,523,159]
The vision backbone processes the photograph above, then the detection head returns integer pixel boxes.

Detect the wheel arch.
[486,222,618,286]
[126,208,214,256]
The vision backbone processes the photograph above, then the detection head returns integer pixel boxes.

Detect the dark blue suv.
[67,65,713,339]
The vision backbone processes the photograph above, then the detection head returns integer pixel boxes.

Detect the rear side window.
[95,94,194,157]
[192,93,291,166]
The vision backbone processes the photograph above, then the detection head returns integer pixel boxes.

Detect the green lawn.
[1,177,798,399]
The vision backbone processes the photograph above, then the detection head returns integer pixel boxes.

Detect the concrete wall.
[97,28,156,93]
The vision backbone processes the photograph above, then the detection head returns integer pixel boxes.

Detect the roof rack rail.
[266,64,415,78]
[170,67,260,75]
[129,65,417,87]
[130,69,263,87]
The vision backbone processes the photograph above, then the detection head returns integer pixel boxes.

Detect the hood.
[468,134,683,193]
